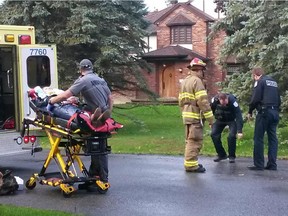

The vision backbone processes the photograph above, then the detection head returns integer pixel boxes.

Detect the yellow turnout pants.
[184,123,203,170]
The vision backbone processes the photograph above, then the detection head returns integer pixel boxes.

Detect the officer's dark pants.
[89,155,108,182]
[253,109,279,169]
[211,120,237,158]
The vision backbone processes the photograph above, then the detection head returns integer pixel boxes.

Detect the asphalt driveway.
[0,151,288,216]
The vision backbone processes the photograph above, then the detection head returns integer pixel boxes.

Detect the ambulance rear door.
[18,44,58,121]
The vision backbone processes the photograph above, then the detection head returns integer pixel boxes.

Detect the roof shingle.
[142,45,207,61]
[166,14,195,26]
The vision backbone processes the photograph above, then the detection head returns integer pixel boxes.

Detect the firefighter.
[210,93,243,163]
[178,58,214,173]
[247,67,281,171]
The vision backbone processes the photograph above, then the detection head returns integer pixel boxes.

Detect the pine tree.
[209,0,288,111]
[0,0,152,96]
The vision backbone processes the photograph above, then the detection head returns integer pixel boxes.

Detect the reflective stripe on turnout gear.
[178,92,195,100]
[178,89,207,101]
[195,90,207,99]
[182,112,201,119]
[182,110,213,120]
[203,110,213,119]
[184,160,199,167]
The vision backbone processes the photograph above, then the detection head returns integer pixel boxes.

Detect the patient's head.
[67,96,79,104]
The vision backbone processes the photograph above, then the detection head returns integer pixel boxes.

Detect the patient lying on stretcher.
[28,86,123,133]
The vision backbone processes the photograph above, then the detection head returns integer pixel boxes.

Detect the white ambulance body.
[0,25,58,155]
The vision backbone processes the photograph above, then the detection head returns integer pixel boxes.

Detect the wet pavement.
[0,151,288,216]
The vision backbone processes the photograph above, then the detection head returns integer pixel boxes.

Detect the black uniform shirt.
[248,75,281,114]
[211,94,243,133]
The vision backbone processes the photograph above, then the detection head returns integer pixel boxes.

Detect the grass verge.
[40,104,288,158]
[0,204,82,216]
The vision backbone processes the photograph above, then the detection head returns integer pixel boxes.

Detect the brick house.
[138,1,226,100]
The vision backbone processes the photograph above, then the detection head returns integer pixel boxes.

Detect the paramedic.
[247,67,281,171]
[178,58,214,173]
[49,59,113,183]
[210,93,243,163]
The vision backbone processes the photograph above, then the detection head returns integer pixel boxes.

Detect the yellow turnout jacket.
[179,71,213,125]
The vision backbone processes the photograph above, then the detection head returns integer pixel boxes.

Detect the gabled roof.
[145,2,215,34]
[145,6,174,34]
[145,2,215,24]
[145,5,174,23]
[166,13,195,26]
[142,45,207,61]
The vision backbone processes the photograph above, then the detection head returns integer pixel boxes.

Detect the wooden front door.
[160,64,176,98]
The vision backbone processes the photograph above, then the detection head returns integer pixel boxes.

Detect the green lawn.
[108,104,288,159]
[40,104,288,159]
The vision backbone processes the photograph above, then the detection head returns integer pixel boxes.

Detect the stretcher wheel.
[85,184,108,194]
[97,187,108,194]
[25,180,36,190]
[60,184,75,198]
[62,190,73,198]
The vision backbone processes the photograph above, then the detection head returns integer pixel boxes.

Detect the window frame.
[27,56,51,88]
[170,25,192,44]
[226,64,241,76]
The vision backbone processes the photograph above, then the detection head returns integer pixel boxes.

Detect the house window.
[226,64,241,76]
[171,26,192,44]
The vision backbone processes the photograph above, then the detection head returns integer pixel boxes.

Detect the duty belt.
[261,106,279,110]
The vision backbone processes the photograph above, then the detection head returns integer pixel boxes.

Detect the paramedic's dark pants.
[211,120,237,158]
[89,155,108,182]
[253,108,279,169]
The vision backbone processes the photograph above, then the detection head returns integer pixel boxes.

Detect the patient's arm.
[49,89,73,104]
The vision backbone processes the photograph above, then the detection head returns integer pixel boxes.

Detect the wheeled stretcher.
[22,93,123,197]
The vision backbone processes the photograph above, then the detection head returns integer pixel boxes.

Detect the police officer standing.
[247,67,281,171]
[210,93,243,163]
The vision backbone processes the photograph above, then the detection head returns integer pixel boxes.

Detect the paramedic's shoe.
[185,164,206,173]
[97,110,111,123]
[213,156,228,162]
[87,181,110,194]
[92,110,111,128]
[91,108,101,123]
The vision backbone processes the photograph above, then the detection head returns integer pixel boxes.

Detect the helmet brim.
[187,65,206,70]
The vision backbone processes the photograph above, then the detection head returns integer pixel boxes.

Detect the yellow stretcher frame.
[22,118,111,198]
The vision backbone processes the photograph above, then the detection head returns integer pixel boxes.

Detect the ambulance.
[0,25,58,154]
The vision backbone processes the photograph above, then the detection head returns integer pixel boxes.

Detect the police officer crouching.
[210,93,243,163]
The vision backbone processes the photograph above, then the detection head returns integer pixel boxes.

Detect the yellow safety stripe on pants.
[184,160,199,167]
[203,110,213,119]
[182,112,200,119]
[195,90,207,99]
[178,92,195,100]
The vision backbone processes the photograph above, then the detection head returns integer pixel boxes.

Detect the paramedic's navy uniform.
[248,75,281,170]
[211,94,243,160]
